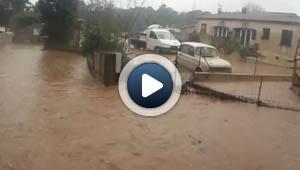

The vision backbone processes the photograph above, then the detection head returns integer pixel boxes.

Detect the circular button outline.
[127,63,173,108]
[118,54,182,117]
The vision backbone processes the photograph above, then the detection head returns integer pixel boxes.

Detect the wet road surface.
[1,42,300,170]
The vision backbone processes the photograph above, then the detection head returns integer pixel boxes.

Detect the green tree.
[37,0,79,47]
[11,11,38,31]
[0,0,30,29]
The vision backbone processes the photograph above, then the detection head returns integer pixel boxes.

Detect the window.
[262,28,270,40]
[149,31,157,39]
[187,46,195,56]
[200,24,207,34]
[179,45,189,54]
[280,30,293,47]
[214,27,229,38]
[198,47,218,58]
[195,48,201,57]
[234,28,241,39]
[234,28,257,46]
[251,30,257,40]
[156,31,176,40]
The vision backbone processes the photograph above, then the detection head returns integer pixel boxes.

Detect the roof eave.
[197,17,300,25]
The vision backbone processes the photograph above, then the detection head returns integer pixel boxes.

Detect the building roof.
[181,42,215,49]
[198,12,300,24]
[180,25,196,30]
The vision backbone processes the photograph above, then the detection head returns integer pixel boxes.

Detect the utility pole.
[192,0,197,10]
[257,77,263,106]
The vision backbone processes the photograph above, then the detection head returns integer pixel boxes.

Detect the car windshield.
[196,47,218,58]
[156,31,176,40]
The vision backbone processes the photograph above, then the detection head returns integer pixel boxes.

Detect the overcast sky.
[30,0,300,15]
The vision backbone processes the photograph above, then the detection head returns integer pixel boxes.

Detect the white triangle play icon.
[142,74,163,98]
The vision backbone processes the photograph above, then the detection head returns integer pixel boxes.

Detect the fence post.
[293,38,300,85]
[254,55,258,75]
[257,77,263,106]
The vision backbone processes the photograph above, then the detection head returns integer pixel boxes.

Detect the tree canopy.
[0,0,31,28]
[37,0,79,47]
[243,2,265,13]
[79,2,204,32]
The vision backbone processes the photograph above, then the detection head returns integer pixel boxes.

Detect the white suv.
[176,42,232,73]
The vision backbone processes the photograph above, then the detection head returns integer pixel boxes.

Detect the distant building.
[13,24,40,43]
[194,12,300,60]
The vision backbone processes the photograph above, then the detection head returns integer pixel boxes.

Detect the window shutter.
[252,30,257,40]
[281,30,293,47]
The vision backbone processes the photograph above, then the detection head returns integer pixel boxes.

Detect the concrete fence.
[87,51,123,86]
[192,72,292,82]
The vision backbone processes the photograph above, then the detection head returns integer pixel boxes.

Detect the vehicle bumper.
[209,67,232,73]
[158,46,179,54]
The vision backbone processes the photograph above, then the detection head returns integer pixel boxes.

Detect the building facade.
[195,12,300,60]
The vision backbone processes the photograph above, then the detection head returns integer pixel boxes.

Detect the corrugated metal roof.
[198,12,300,24]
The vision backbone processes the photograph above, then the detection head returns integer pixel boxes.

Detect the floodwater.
[1,40,300,170]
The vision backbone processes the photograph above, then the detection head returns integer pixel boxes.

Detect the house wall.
[12,25,36,43]
[196,19,300,60]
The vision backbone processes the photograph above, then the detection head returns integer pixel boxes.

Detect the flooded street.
[1,42,300,170]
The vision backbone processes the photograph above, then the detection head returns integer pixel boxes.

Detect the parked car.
[0,27,5,33]
[176,42,232,73]
[129,25,181,53]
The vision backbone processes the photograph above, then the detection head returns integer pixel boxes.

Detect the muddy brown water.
[1,42,300,170]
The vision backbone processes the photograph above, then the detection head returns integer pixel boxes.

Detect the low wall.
[87,51,122,86]
[192,72,292,82]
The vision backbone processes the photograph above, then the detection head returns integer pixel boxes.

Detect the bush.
[188,31,200,42]
[82,25,123,56]
[81,2,125,56]
[224,39,259,58]
[11,11,39,31]
[224,39,241,55]
[239,46,251,58]
[239,44,259,58]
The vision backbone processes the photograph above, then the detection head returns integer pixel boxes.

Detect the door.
[178,45,198,70]
[147,31,158,50]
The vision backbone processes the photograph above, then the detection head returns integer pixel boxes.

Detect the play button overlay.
[127,63,173,108]
[142,74,164,98]
[142,74,163,98]
[118,54,182,117]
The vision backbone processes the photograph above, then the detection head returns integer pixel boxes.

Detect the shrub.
[239,46,251,58]
[224,39,259,58]
[239,44,259,58]
[82,25,123,56]
[224,39,241,55]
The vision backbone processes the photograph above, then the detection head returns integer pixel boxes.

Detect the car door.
[147,31,158,50]
[177,45,189,68]
[177,45,198,70]
[177,45,186,65]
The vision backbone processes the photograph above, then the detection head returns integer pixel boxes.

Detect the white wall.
[196,19,300,59]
